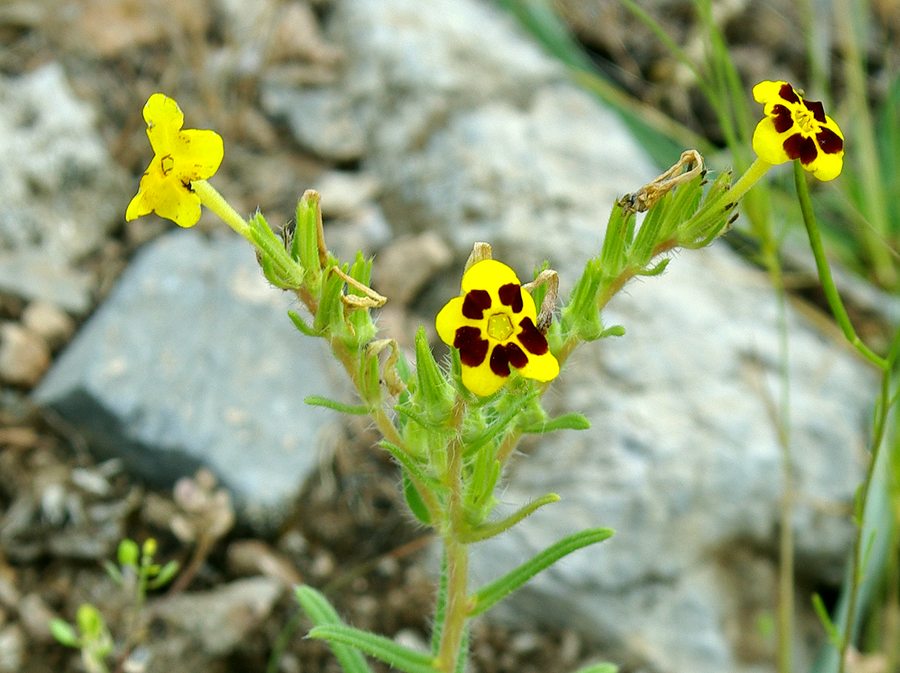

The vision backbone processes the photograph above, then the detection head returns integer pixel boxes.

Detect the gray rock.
[149,576,282,657]
[303,1,877,671]
[33,230,349,531]
[0,63,129,313]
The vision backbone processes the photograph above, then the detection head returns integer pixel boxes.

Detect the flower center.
[793,107,816,134]
[160,154,175,176]
[487,312,514,341]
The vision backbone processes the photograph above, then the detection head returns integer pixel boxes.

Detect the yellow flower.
[125,94,224,227]
[436,260,559,397]
[751,80,844,181]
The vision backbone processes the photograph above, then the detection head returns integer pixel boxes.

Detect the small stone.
[17,593,58,644]
[0,323,50,387]
[21,301,75,350]
[373,232,453,306]
[393,628,428,655]
[314,171,381,219]
[226,540,302,587]
[0,625,24,673]
[150,577,282,656]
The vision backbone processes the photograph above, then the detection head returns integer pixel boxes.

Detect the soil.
[0,1,895,672]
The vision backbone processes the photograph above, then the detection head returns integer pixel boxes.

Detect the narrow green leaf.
[521,412,590,434]
[49,619,80,648]
[811,593,841,649]
[308,624,438,673]
[287,310,321,337]
[470,527,614,617]
[304,396,369,415]
[599,325,626,338]
[571,664,618,673]
[296,586,373,673]
[461,493,560,543]
[148,560,180,590]
[402,471,432,526]
[101,560,123,586]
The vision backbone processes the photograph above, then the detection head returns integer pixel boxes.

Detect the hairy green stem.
[436,400,471,672]
[191,180,250,237]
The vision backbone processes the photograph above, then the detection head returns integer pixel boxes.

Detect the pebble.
[17,593,57,644]
[313,170,381,219]
[21,301,75,350]
[0,625,24,673]
[0,322,50,387]
[373,232,453,306]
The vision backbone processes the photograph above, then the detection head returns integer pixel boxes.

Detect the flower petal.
[149,178,203,228]
[436,297,465,346]
[807,150,844,181]
[143,93,183,155]
[752,80,787,106]
[461,358,507,397]
[517,350,560,383]
[174,129,224,182]
[461,260,520,294]
[752,117,790,166]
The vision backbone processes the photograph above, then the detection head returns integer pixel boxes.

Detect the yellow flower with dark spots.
[436,260,559,397]
[126,94,224,227]
[752,81,844,181]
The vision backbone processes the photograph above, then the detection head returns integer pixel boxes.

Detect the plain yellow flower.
[436,260,559,397]
[125,94,224,227]
[751,81,844,181]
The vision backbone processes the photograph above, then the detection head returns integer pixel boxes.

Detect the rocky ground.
[0,1,897,673]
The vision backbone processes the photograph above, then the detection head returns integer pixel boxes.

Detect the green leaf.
[599,325,626,338]
[402,470,432,526]
[101,560,123,586]
[470,527,614,617]
[296,190,324,280]
[413,327,454,413]
[287,310,321,337]
[49,619,80,648]
[811,593,841,649]
[308,624,439,673]
[521,412,590,434]
[571,664,618,673]
[461,493,559,543]
[296,587,373,673]
[148,560,180,590]
[117,539,139,568]
[305,396,369,415]
[75,604,106,639]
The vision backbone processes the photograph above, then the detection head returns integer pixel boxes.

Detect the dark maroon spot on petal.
[778,83,799,104]
[516,317,549,355]
[816,127,843,154]
[454,326,488,367]
[498,283,524,313]
[805,99,826,123]
[462,289,491,319]
[771,104,793,133]
[505,342,528,369]
[783,133,818,165]
[489,344,511,377]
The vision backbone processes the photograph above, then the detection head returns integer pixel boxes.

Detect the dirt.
[0,1,894,672]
